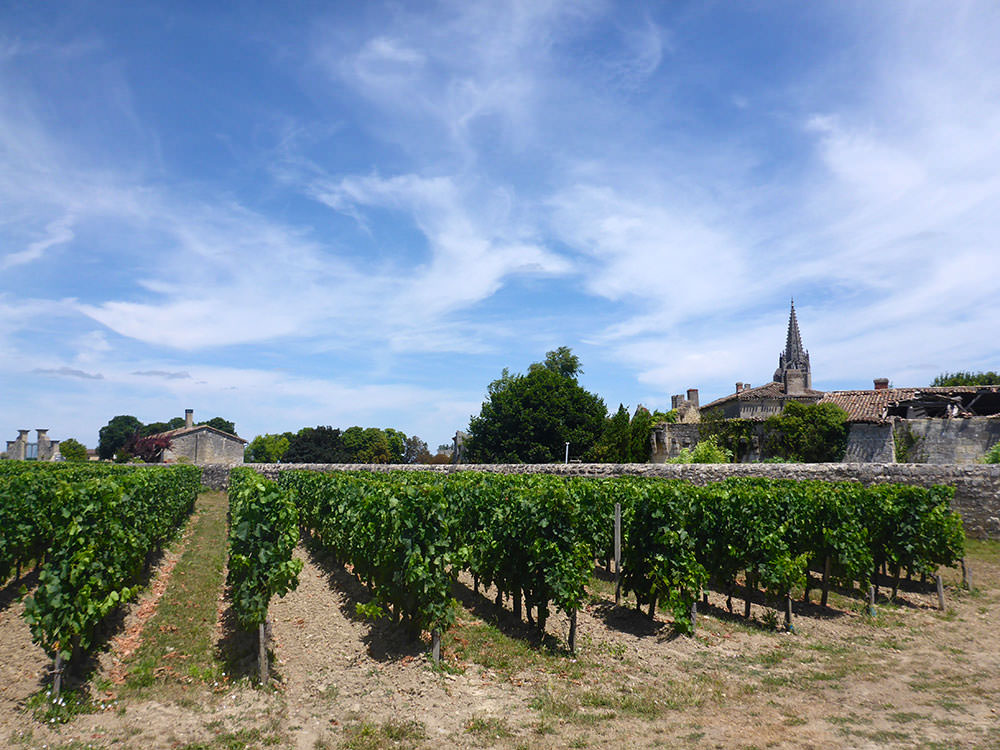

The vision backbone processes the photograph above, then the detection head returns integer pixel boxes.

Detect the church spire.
[773,298,811,389]
[785,298,804,360]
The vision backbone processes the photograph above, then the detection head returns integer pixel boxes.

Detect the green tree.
[284,427,349,463]
[931,371,1000,386]
[98,415,144,460]
[628,405,654,463]
[383,428,407,463]
[763,401,849,463]
[58,438,88,462]
[403,435,431,464]
[354,428,392,464]
[245,433,292,463]
[588,404,631,461]
[466,359,607,463]
[142,417,185,436]
[204,417,236,435]
[527,346,582,380]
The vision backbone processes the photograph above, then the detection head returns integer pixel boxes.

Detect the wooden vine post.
[568,609,577,654]
[961,559,971,590]
[820,555,832,608]
[52,652,64,699]
[935,574,945,611]
[431,629,441,664]
[258,620,269,684]
[784,594,794,633]
[867,585,877,617]
[613,502,622,607]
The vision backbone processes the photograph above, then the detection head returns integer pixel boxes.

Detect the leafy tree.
[98,415,144,460]
[142,417,185,436]
[204,417,236,435]
[527,346,582,380]
[466,360,607,463]
[764,401,849,463]
[628,405,655,462]
[931,371,1000,386]
[383,428,407,463]
[588,404,631,462]
[354,428,392,464]
[284,426,349,463]
[245,433,293,463]
[651,409,678,424]
[58,438,88,462]
[403,435,431,464]
[120,433,172,463]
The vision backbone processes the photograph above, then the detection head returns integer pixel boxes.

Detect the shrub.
[668,435,732,464]
[984,441,1000,464]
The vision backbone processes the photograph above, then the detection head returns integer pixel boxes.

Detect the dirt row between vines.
[0,489,998,749]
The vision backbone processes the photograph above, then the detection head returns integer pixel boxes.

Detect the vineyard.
[0,462,995,749]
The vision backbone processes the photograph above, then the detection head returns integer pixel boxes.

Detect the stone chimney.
[784,369,807,395]
[874,378,889,391]
[736,382,743,394]
[671,394,682,409]
[185,409,194,429]
[686,388,699,408]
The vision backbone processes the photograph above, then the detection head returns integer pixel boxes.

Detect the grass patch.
[25,688,101,724]
[179,726,283,749]
[442,614,585,680]
[339,720,426,750]
[465,715,514,743]
[124,490,231,696]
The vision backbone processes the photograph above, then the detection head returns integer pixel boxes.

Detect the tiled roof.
[701,381,824,411]
[819,389,916,423]
[150,424,247,443]
[820,386,1000,423]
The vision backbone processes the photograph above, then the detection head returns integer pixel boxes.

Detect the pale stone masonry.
[198,462,1000,540]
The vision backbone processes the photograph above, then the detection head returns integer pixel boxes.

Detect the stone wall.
[895,418,1000,465]
[650,424,702,462]
[843,423,895,463]
[199,461,1000,540]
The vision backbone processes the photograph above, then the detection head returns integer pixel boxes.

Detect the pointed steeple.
[784,298,804,361]
[773,298,811,389]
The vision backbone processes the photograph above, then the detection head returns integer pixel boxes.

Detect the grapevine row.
[6,464,202,695]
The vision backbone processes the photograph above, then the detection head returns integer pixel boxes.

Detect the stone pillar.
[37,429,51,461]
[10,430,29,460]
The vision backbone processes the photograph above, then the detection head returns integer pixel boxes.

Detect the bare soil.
[1,518,997,749]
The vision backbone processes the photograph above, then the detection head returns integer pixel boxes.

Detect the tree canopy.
[245,433,293,463]
[98,415,144,460]
[466,349,607,463]
[931,371,1000,386]
[280,425,429,464]
[588,404,654,463]
[58,438,88,462]
[527,346,582,380]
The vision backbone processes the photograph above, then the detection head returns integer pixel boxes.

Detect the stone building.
[151,409,246,465]
[5,429,61,461]
[650,301,1000,464]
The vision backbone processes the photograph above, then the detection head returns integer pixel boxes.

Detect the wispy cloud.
[33,366,104,380]
[132,370,192,380]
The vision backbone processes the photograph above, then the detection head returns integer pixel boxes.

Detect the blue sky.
[2,1,999,451]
